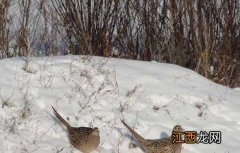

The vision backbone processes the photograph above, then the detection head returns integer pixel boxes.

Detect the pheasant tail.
[52,106,71,128]
[121,120,146,144]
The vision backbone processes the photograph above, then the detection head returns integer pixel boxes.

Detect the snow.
[0,55,239,153]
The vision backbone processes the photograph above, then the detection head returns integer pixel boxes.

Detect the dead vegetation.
[0,0,239,87]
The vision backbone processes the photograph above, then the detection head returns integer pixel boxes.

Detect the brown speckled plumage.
[122,120,183,153]
[52,106,100,153]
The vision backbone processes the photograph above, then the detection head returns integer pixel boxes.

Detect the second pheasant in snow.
[121,120,183,153]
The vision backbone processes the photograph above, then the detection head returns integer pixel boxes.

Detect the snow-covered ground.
[0,55,239,153]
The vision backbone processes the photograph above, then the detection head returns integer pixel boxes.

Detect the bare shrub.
[0,91,14,108]
[0,0,12,58]
[39,58,54,88]
[51,0,121,56]
[20,90,32,119]
[17,0,31,57]
[60,57,119,114]
[2,117,17,134]
[1,0,239,87]
[16,77,33,120]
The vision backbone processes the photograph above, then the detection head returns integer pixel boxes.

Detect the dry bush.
[0,0,12,58]
[0,0,239,87]
[51,0,121,56]
[50,0,240,87]
[20,90,32,119]
[0,91,14,108]
[60,57,119,114]
[163,0,240,87]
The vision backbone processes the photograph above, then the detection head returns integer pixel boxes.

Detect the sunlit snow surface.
[0,55,239,153]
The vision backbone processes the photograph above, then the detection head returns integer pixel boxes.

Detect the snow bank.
[0,55,239,153]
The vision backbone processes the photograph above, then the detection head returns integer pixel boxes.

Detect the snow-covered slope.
[0,56,239,153]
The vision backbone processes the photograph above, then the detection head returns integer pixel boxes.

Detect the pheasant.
[121,120,183,153]
[52,106,100,153]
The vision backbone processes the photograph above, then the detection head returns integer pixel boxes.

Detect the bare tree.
[51,0,121,56]
[17,0,31,56]
[0,0,12,58]
[0,0,239,87]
